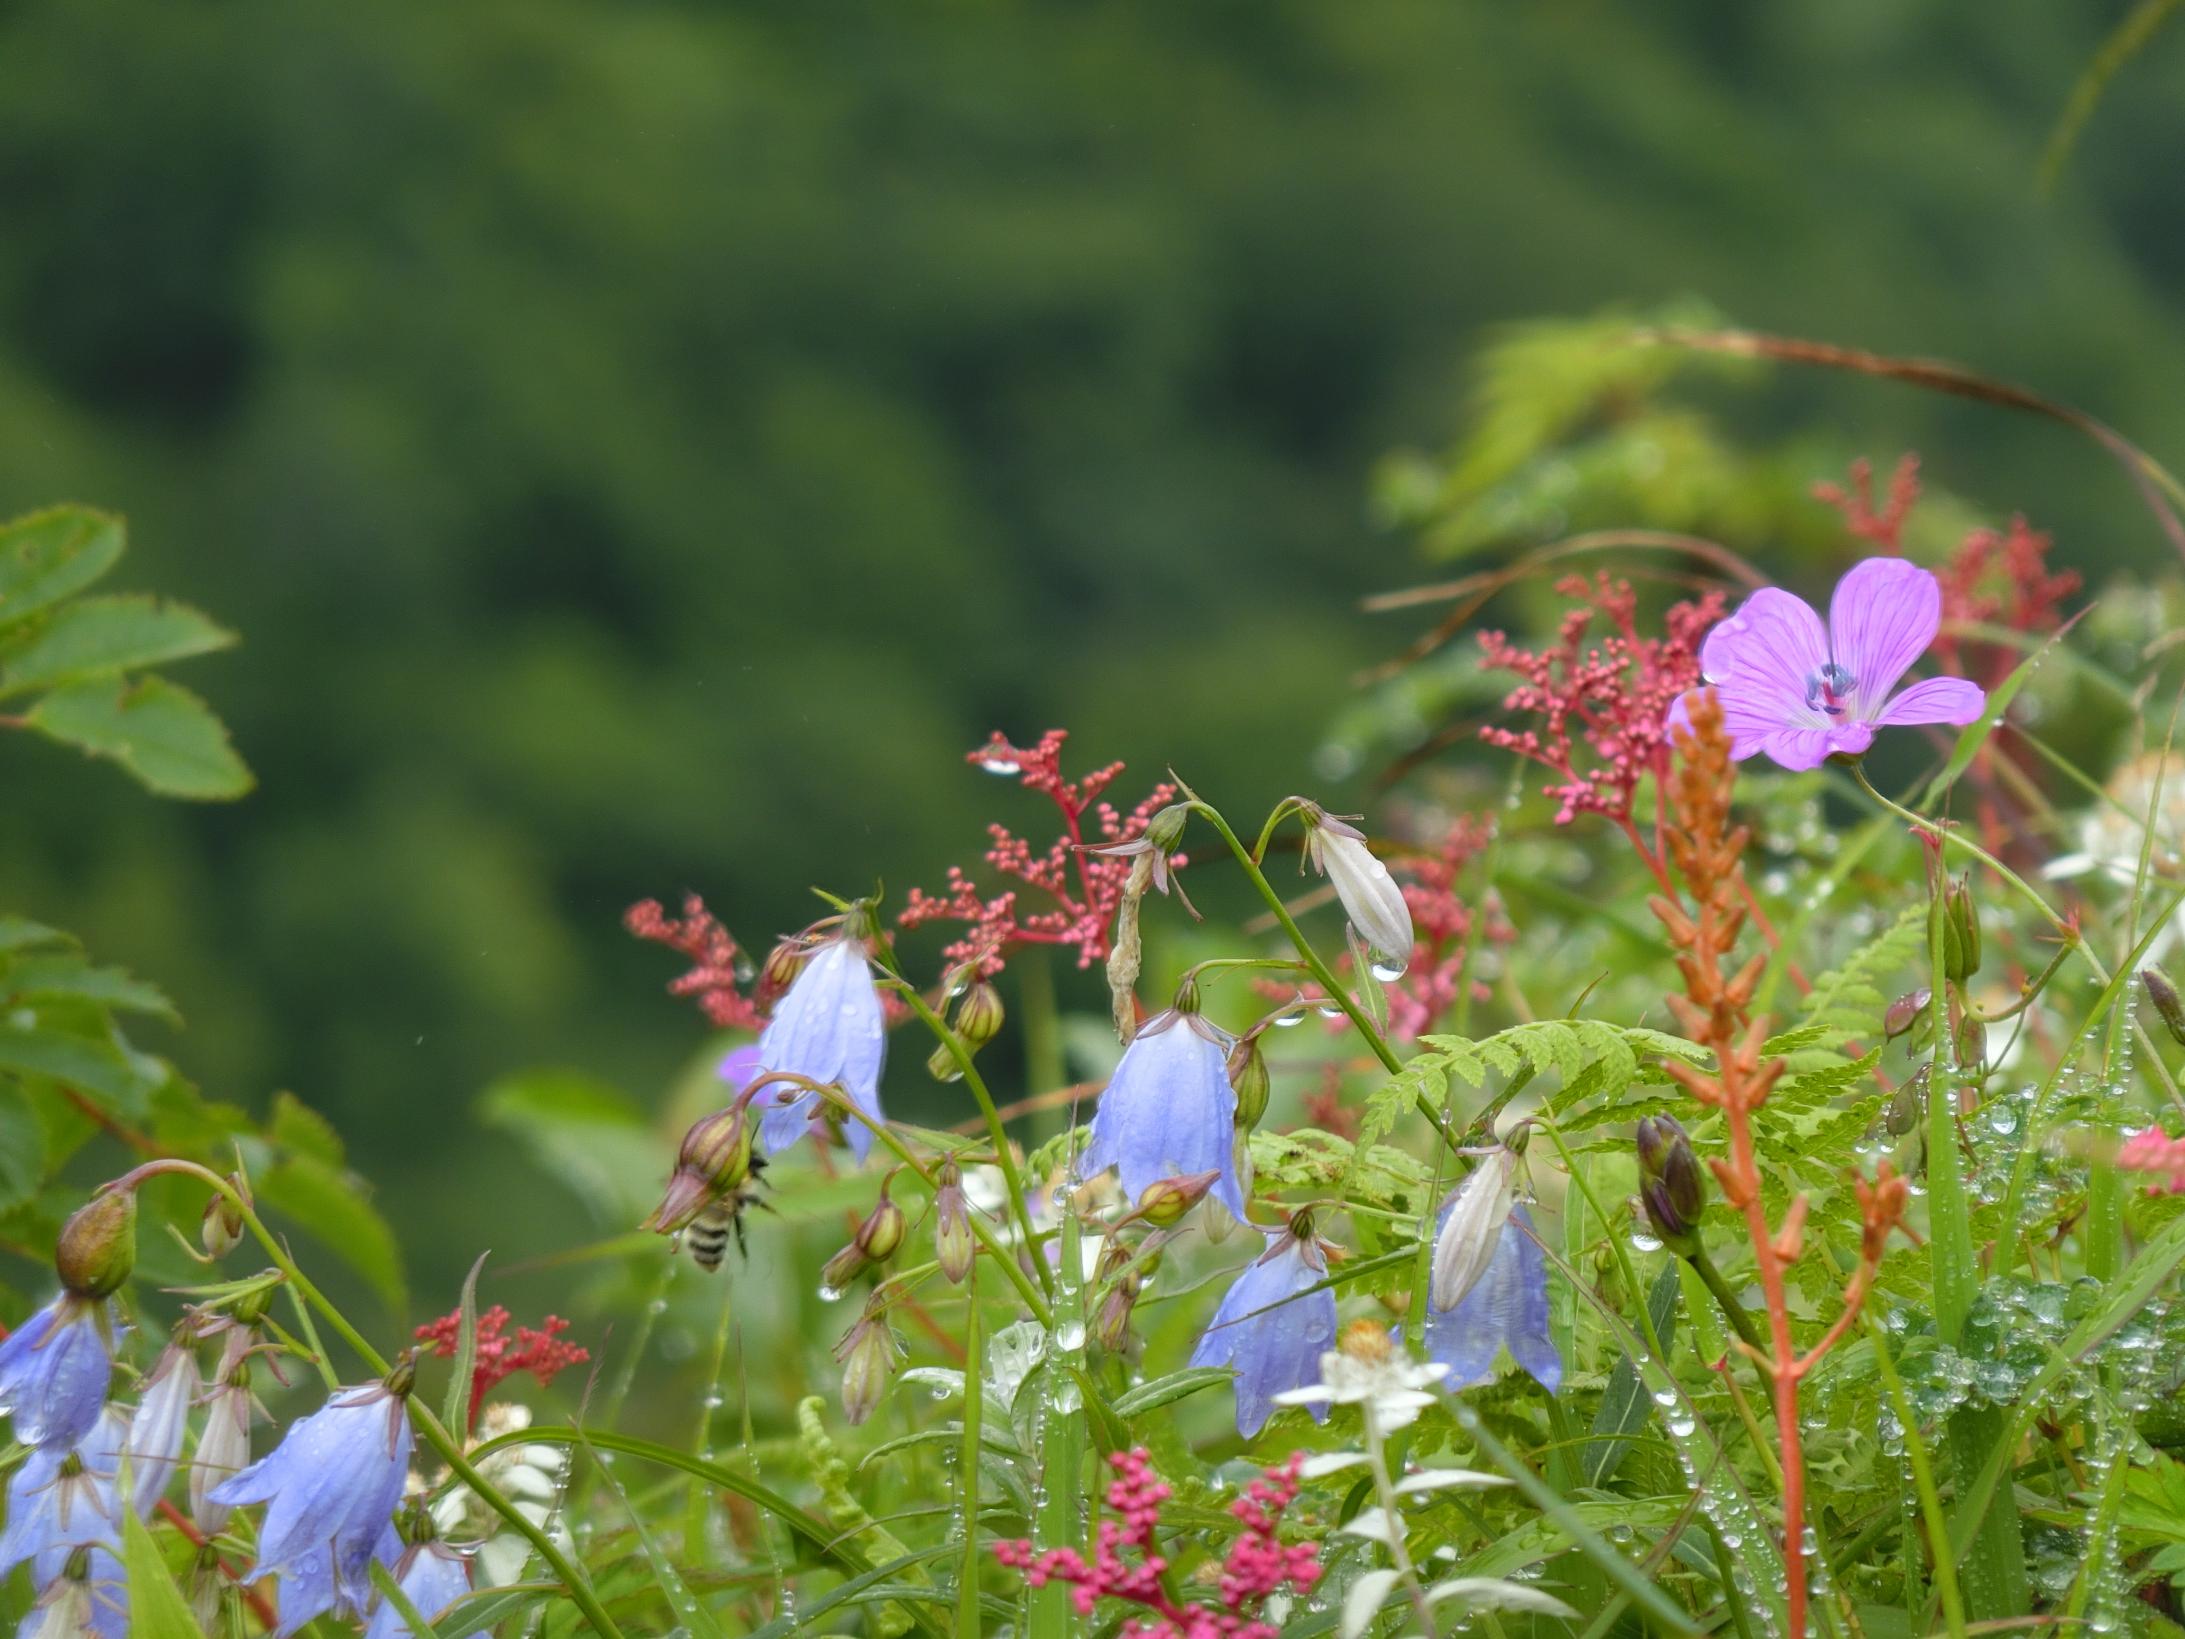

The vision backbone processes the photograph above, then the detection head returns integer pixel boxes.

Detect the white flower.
[429,1403,570,1589]
[1274,1346,1447,1433]
[2045,750,2185,959]
[189,1335,254,1534]
[123,1343,197,1517]
[1429,1150,1517,1311]
[1303,806,1413,969]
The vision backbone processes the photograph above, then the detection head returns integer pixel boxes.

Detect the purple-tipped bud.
[1953,1011,1986,1073]
[1089,1239,1141,1354]
[1227,1034,1271,1132]
[56,1191,135,1299]
[820,1183,907,1291]
[1135,1170,1219,1228]
[756,939,808,1008]
[954,980,1006,1051]
[1884,989,1931,1041]
[1635,1115,1705,1257]
[648,1100,757,1236]
[833,1308,900,1426]
[933,1164,974,1285]
[201,1181,246,1260]
[2146,969,2185,1048]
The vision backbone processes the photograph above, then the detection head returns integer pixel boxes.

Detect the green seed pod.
[56,1190,136,1299]
[1885,1064,1929,1137]
[2145,968,2185,1048]
[1227,1034,1271,1132]
[1634,1115,1705,1257]
[1884,989,1931,1041]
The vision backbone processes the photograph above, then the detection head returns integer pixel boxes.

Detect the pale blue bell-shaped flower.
[122,1343,197,1517]
[364,1540,482,1639]
[18,1545,126,1639]
[753,936,888,1162]
[1421,1201,1561,1393]
[1189,1224,1336,1436]
[0,1296,114,1452]
[0,1406,126,1578]
[210,1383,412,1634]
[1079,1010,1248,1222]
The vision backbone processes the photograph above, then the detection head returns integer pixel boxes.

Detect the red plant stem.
[157,1499,279,1629]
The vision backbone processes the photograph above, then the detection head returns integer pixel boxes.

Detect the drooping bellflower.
[1420,1202,1561,1394]
[210,1376,414,1632]
[751,934,888,1162]
[0,1406,126,1578]
[1078,1007,1249,1223]
[0,1297,114,1454]
[19,1546,126,1639]
[190,1331,254,1535]
[1189,1219,1337,1437]
[1300,804,1413,970]
[363,1540,481,1639]
[121,1341,198,1518]
[1668,556,1986,772]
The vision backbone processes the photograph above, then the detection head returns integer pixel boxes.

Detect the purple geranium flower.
[1078,1009,1249,1223]
[1189,1222,1337,1437]
[1420,1202,1561,1394]
[752,936,888,1162]
[211,1382,413,1635]
[0,1295,115,1452]
[1670,557,1985,772]
[364,1540,481,1639]
[0,1406,126,1579]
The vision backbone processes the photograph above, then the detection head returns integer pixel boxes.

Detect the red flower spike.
[992,1448,1320,1638]
[416,1305,591,1433]
[1813,453,1922,552]
[899,731,1178,979]
[624,895,765,1031]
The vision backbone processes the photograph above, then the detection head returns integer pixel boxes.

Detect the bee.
[681,1153,770,1273]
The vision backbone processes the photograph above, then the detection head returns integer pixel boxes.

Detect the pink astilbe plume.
[2116,1127,2185,1195]
[624,895,765,1030]
[899,730,1178,977]
[415,1305,591,1433]
[1812,453,1922,552]
[993,1448,1321,1638]
[1478,572,1723,876]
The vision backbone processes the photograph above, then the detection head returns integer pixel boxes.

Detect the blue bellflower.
[0,1296,114,1452]
[0,1407,126,1579]
[19,1546,126,1639]
[122,1343,197,1518]
[1189,1223,1337,1437]
[1420,1202,1561,1394]
[364,1541,481,1639]
[211,1382,414,1635]
[1079,1010,1249,1222]
[753,935,888,1162]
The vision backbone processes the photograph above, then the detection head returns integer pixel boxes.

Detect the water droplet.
[1370,959,1408,982]
[1631,1229,1663,1253]
[1054,1321,1086,1353]
[979,756,1021,776]
[817,1285,845,1304]
[1270,1013,1305,1029]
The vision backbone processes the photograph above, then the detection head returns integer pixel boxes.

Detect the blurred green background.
[0,0,2181,1310]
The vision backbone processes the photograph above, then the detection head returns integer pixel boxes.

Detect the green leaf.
[268,1089,345,1166]
[1111,1365,1236,1419]
[255,1152,406,1312]
[0,594,234,699]
[0,917,72,954]
[0,507,124,630]
[26,675,253,800]
[0,953,175,1019]
[122,1507,202,1639]
[1585,1261,1680,1486]
[478,1069,661,1226]
[443,1251,489,1434]
[0,1023,153,1118]
[0,1085,46,1214]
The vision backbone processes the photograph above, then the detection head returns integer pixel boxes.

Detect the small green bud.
[1135,1171,1218,1228]
[1143,803,1190,856]
[200,1177,247,1261]
[833,1307,900,1426]
[1953,1011,1986,1073]
[856,1183,907,1263]
[2145,968,2185,1048]
[757,939,808,1005]
[382,1348,418,1400]
[1933,876,1980,983]
[1884,989,1931,1040]
[1228,1034,1271,1132]
[1089,1239,1141,1354]
[932,1164,974,1285]
[1885,1064,1929,1137]
[1634,1116,1705,1257]
[56,1190,136,1299]
[231,1277,279,1328]
[648,1101,758,1235]
[926,1040,962,1083]
[954,980,1006,1051]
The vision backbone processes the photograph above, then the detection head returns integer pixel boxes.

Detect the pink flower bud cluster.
[623,895,765,1030]
[1478,572,1724,828]
[992,1448,1320,1638]
[899,730,1178,977]
[2117,1127,2185,1194]
[415,1305,590,1433]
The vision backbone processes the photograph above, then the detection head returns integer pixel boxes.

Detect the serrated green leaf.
[0,953,175,1019]
[0,507,124,630]
[478,1068,660,1227]
[0,1085,46,1214]
[268,1089,345,1166]
[255,1152,406,1312]
[26,675,253,800]
[122,1507,201,1639]
[0,1023,152,1118]
[0,917,72,954]
[0,594,234,699]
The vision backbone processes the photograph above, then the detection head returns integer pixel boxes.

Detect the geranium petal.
[1877,676,1987,729]
[1827,557,1941,707]
[1700,588,1828,725]
[1755,727,1838,772]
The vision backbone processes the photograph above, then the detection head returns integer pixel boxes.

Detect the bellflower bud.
[954,980,1006,1051]
[932,1164,974,1284]
[756,938,808,1008]
[1227,1033,1271,1133]
[1135,1170,1219,1227]
[1300,803,1413,971]
[2146,968,2185,1048]
[647,1098,759,1236]
[1429,1148,1518,1311]
[820,1183,907,1292]
[1089,1239,1142,1354]
[1634,1115,1705,1257]
[55,1191,135,1300]
[1883,989,1931,1041]
[201,1180,247,1261]
[833,1307,902,1426]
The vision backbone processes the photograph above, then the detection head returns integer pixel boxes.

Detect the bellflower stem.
[107,1160,628,1639]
